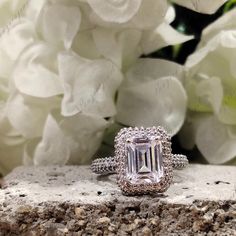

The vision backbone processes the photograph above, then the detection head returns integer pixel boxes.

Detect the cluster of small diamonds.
[91,156,117,175]
[115,126,173,195]
[172,154,189,169]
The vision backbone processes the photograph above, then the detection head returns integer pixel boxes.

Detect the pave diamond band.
[91,126,189,195]
[91,154,188,175]
[171,154,189,170]
[91,156,117,175]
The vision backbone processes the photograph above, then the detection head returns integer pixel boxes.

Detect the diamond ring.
[91,126,188,195]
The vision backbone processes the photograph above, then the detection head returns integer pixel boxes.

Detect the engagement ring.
[91,126,188,195]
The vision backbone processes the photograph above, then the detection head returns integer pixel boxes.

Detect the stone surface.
[0,164,235,235]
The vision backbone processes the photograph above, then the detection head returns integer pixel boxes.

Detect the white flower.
[181,8,236,164]
[116,59,187,136]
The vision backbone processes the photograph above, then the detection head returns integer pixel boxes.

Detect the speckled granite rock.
[0,164,235,235]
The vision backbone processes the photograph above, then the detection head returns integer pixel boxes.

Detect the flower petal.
[186,74,223,113]
[92,28,142,69]
[38,3,81,49]
[124,58,184,85]
[23,138,39,166]
[141,22,193,55]
[185,31,236,76]
[201,8,236,44]
[0,0,28,28]
[0,19,36,78]
[130,0,168,29]
[178,112,209,150]
[165,5,176,24]
[171,0,227,14]
[87,0,142,23]
[6,92,60,138]
[119,29,142,70]
[32,112,109,165]
[58,51,123,117]
[196,116,236,164]
[218,105,236,125]
[196,76,223,113]
[0,109,25,147]
[25,0,47,23]
[13,43,63,97]
[60,114,109,164]
[116,59,187,136]
[92,28,122,68]
[33,113,71,166]
[72,31,101,60]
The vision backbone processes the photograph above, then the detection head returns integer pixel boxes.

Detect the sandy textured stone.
[0,164,235,235]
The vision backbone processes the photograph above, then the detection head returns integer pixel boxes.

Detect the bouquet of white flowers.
[0,0,231,174]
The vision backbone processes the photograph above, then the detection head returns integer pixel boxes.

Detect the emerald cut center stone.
[126,135,163,184]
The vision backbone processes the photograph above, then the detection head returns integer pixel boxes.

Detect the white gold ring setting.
[91,126,188,195]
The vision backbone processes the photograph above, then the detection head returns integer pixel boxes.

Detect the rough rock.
[0,164,235,235]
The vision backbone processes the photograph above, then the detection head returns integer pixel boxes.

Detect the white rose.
[180,8,236,164]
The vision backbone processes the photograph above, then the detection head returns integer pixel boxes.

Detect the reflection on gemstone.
[126,135,163,184]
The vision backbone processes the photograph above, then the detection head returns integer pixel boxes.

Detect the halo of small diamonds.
[115,126,173,195]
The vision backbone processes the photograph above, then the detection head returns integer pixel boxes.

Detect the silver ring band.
[91,154,188,175]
